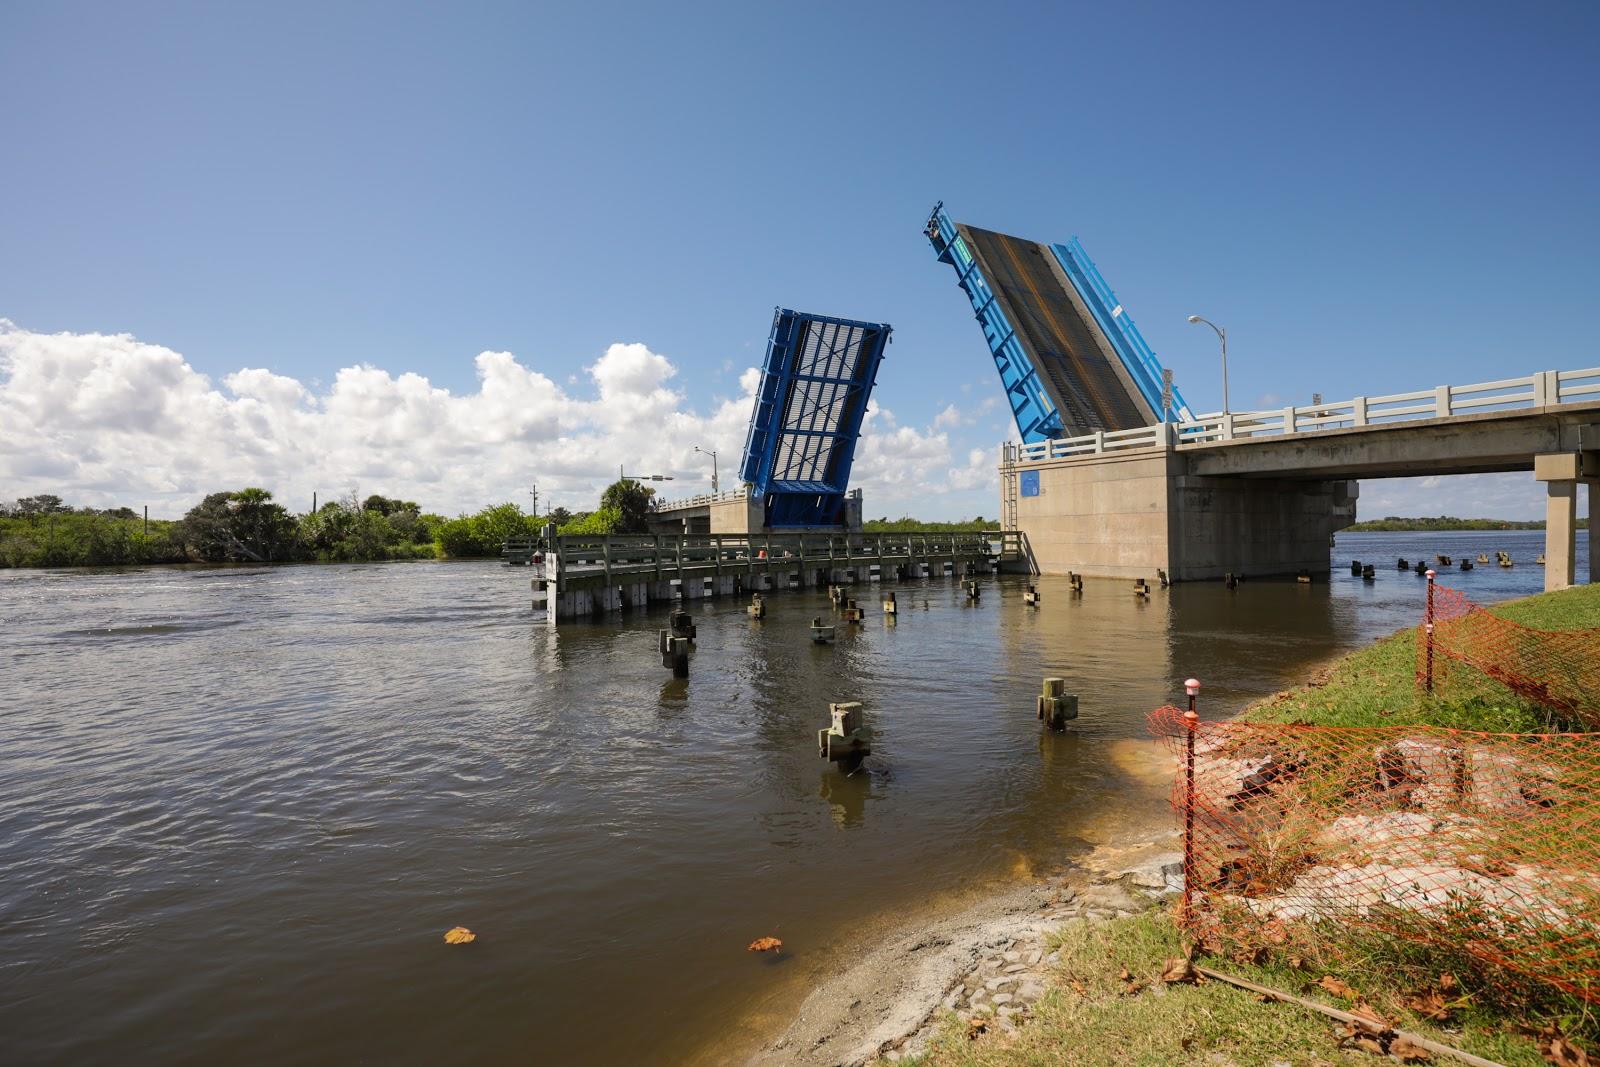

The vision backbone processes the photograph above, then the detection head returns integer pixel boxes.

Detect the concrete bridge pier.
[1535,452,1600,591]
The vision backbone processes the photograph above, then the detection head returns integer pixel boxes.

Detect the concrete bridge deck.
[540,531,1021,622]
[1002,366,1600,588]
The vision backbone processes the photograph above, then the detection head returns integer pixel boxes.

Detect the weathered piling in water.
[1068,572,1084,595]
[1350,560,1362,576]
[1224,572,1238,589]
[818,701,869,762]
[963,579,980,601]
[1037,678,1079,731]
[1459,558,1473,571]
[810,616,835,644]
[658,631,690,677]
[670,608,696,641]
[1398,558,1409,570]
[1134,578,1151,598]
[747,593,766,619]
[1023,584,1040,607]
[841,599,865,624]
[1362,564,1376,581]
[1157,568,1169,589]
[882,591,897,616]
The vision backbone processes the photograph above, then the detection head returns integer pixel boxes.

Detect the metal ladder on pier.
[1000,442,1019,532]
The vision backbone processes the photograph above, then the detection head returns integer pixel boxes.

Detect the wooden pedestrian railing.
[548,530,1021,590]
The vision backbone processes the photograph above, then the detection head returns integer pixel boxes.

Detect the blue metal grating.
[740,308,891,527]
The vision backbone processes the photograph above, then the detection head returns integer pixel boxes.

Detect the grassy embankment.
[914,584,1600,1066]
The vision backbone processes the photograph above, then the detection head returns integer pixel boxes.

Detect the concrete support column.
[1588,477,1600,585]
[1534,453,1579,592]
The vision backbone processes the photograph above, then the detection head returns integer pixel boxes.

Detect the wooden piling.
[658,631,689,677]
[1037,678,1079,731]
[818,701,870,762]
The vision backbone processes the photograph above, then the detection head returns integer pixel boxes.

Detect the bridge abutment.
[1005,447,1355,581]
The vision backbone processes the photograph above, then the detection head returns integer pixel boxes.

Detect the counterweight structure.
[925,203,1191,443]
[739,308,891,527]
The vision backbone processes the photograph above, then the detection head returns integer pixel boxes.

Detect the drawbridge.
[739,308,891,527]
[925,204,1191,444]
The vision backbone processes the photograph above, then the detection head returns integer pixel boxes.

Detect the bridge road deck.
[536,531,1024,622]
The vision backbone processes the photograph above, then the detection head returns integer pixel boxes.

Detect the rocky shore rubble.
[1188,727,1596,930]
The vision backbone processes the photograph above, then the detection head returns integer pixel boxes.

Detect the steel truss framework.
[925,202,1191,444]
[740,308,891,527]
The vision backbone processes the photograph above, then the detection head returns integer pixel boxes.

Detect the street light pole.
[694,446,719,494]
[1186,315,1229,415]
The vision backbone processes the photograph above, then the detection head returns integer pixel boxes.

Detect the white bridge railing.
[1013,366,1600,464]
[653,487,750,512]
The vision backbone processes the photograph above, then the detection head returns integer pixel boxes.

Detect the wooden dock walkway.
[532,530,1024,622]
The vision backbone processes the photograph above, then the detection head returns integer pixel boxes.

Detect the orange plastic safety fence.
[1418,581,1600,729]
[1149,705,1600,1003]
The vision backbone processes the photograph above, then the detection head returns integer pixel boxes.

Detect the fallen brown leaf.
[1536,1025,1593,1067]
[1316,974,1359,1000]
[443,926,476,945]
[1067,977,1089,997]
[1159,957,1201,985]
[1254,991,1279,1004]
[966,1015,991,1041]
[1117,966,1133,982]
[1349,1002,1391,1033]
[1121,979,1146,997]
[747,936,783,953]
[1402,990,1451,1022]
[1338,1023,1387,1057]
[1437,972,1458,994]
[1287,955,1307,971]
[1390,1036,1433,1063]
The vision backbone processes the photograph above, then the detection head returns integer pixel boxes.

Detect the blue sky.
[3,0,1597,518]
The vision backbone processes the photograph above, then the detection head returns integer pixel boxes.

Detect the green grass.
[913,584,1600,1066]
[912,911,1560,1066]
[1241,582,1600,731]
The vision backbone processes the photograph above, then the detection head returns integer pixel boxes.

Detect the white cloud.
[0,319,989,519]
[4,317,1543,523]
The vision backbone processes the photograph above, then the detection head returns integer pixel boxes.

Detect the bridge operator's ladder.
[1000,442,1020,531]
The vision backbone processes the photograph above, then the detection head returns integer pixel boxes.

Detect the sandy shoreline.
[738,832,1184,1066]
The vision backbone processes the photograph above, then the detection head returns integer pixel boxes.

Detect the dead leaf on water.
[747,937,783,953]
[443,926,476,945]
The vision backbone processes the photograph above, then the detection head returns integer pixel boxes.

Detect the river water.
[0,530,1584,1065]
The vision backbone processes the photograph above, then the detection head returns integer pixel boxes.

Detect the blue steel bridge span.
[926,204,1191,444]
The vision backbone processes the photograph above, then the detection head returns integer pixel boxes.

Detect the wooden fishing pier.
[532,531,1023,623]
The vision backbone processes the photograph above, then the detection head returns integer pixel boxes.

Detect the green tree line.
[1344,515,1588,532]
[0,479,662,568]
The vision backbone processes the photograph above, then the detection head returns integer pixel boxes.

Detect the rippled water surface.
[0,530,1583,1065]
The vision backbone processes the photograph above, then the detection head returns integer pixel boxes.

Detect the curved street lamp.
[1187,315,1229,415]
[693,445,719,494]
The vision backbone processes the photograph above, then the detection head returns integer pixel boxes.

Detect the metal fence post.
[1182,678,1201,928]
[1425,569,1436,693]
